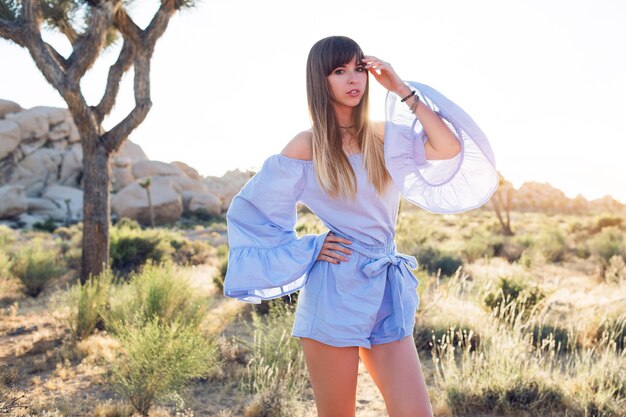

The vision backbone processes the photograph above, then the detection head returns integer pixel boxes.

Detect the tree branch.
[20,0,66,91]
[66,3,113,82]
[0,18,27,46]
[113,5,142,45]
[101,50,152,154]
[144,0,176,50]
[57,18,79,45]
[93,38,134,123]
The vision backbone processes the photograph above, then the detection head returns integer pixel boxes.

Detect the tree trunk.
[81,133,111,283]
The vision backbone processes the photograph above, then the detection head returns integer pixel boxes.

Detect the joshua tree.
[0,0,197,283]
[138,176,154,227]
[491,170,514,236]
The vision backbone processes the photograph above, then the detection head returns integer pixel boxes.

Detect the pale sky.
[1,0,625,203]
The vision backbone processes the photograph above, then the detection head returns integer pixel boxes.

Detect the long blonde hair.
[306,36,392,200]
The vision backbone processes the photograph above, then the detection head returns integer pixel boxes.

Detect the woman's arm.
[363,56,461,160]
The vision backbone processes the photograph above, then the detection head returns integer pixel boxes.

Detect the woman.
[224,36,498,417]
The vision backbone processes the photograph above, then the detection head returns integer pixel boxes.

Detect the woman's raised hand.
[362,55,409,96]
[316,232,353,264]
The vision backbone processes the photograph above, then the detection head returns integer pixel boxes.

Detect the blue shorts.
[292,237,420,349]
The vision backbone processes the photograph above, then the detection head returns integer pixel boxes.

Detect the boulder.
[27,197,65,221]
[111,176,183,225]
[5,108,49,140]
[19,148,63,187]
[171,161,201,180]
[113,139,148,165]
[41,185,83,221]
[131,160,184,179]
[187,191,222,216]
[167,175,207,195]
[59,143,83,187]
[0,185,28,219]
[111,166,135,193]
[0,120,21,160]
[0,99,21,119]
[203,170,251,211]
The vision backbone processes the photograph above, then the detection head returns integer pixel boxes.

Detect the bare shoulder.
[372,121,385,143]
[281,129,313,161]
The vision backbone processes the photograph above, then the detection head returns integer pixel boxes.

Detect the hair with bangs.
[306,35,391,199]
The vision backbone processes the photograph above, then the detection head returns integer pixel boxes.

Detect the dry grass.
[1,210,625,416]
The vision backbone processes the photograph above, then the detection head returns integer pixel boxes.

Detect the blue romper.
[223,81,498,349]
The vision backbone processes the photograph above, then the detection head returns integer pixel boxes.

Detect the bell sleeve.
[384,80,499,214]
[223,154,329,304]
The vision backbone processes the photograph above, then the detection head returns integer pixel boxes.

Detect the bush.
[110,219,211,275]
[589,226,626,266]
[67,270,113,340]
[105,262,207,334]
[214,257,228,292]
[0,250,11,281]
[415,246,463,277]
[461,234,495,263]
[110,317,219,416]
[32,217,59,233]
[484,276,545,322]
[535,229,567,263]
[604,255,626,284]
[242,299,308,399]
[589,216,624,234]
[10,239,66,297]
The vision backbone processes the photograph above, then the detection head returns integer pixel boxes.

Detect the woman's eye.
[356,66,365,72]
[334,69,344,75]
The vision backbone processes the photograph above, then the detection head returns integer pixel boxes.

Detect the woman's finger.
[325,242,352,255]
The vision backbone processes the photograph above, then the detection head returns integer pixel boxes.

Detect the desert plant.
[241,299,308,400]
[110,317,218,416]
[484,276,545,322]
[105,262,207,334]
[10,239,66,297]
[67,269,114,340]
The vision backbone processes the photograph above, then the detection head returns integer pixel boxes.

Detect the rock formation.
[0,98,252,228]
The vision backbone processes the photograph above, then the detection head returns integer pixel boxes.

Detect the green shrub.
[241,299,308,399]
[589,226,626,266]
[414,246,463,277]
[484,276,545,322]
[0,250,11,280]
[0,225,16,251]
[110,316,218,416]
[214,257,228,292]
[105,262,207,334]
[110,219,211,275]
[67,270,113,340]
[10,239,66,297]
[32,217,59,233]
[530,323,572,353]
[535,229,567,263]
[414,325,480,353]
[461,234,495,263]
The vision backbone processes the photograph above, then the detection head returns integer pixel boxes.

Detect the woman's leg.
[359,336,434,417]
[300,337,360,417]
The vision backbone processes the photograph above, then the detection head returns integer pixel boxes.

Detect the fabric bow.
[361,252,417,278]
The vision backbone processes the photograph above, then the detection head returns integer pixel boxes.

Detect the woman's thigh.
[359,335,434,417]
[300,337,360,417]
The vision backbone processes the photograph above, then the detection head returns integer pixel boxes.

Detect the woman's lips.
[347,89,361,97]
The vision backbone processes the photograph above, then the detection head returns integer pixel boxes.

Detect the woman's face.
[326,55,367,110]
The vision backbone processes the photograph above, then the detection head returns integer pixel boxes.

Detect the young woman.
[223,36,498,417]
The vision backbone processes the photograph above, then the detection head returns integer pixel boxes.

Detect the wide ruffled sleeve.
[384,81,498,214]
[223,154,329,304]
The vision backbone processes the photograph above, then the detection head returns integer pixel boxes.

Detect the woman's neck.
[333,104,354,128]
